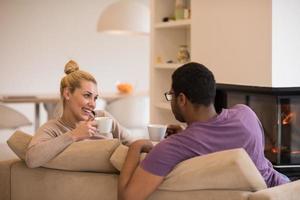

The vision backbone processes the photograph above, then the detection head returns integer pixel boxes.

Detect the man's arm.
[118,140,164,200]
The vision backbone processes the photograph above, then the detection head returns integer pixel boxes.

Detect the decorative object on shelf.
[184,8,190,19]
[175,0,185,20]
[97,0,150,35]
[161,16,176,23]
[156,56,162,64]
[151,0,191,124]
[177,45,190,63]
[162,17,170,22]
[116,82,134,94]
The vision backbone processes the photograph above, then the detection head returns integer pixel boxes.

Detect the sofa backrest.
[8,131,268,192]
[7,130,120,173]
[110,145,268,192]
[160,148,267,192]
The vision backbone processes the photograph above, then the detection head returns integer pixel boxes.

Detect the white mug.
[95,117,113,135]
[148,124,167,141]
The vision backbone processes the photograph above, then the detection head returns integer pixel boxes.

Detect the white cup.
[148,124,167,141]
[95,117,113,135]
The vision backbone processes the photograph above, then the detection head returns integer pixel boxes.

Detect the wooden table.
[0,91,147,131]
[0,95,60,131]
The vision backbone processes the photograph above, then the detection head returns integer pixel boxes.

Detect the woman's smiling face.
[64,80,98,122]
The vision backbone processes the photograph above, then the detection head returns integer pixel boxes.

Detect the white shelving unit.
[154,19,191,29]
[154,63,180,70]
[150,0,300,125]
[150,0,191,124]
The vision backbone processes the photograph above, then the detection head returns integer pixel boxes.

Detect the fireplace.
[215,84,300,179]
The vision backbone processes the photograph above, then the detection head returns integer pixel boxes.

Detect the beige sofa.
[1,131,300,200]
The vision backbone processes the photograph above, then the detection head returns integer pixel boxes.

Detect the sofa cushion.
[110,145,267,192]
[0,159,20,200]
[10,161,118,200]
[248,180,300,200]
[110,144,147,170]
[44,139,120,172]
[110,144,128,170]
[7,130,31,160]
[7,130,120,172]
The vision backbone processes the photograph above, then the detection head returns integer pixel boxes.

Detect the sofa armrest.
[249,180,300,200]
[0,159,21,200]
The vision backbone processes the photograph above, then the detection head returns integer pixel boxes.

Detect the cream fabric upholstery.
[7,131,120,172]
[43,139,120,173]
[109,143,128,170]
[1,139,300,200]
[110,144,267,192]
[7,131,267,192]
[149,189,252,200]
[10,161,118,200]
[8,161,253,200]
[249,180,300,200]
[4,131,300,200]
[7,131,31,160]
[0,159,19,200]
[110,144,147,171]
[160,149,267,192]
[1,159,300,200]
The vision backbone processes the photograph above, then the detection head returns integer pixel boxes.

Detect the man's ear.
[63,87,71,100]
[177,93,187,107]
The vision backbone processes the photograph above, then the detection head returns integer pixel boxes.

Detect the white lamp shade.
[97,0,150,35]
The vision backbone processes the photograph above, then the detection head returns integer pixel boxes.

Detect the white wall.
[0,0,149,158]
[192,0,300,87]
[0,0,149,94]
[192,0,272,87]
[272,0,300,87]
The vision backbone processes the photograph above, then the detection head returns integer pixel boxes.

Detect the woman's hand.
[70,120,97,142]
[165,124,185,138]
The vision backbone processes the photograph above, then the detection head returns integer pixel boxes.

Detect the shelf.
[154,63,181,69]
[154,19,191,29]
[155,102,171,111]
[150,0,191,124]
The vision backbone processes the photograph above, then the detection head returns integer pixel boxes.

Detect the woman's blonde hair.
[60,60,97,97]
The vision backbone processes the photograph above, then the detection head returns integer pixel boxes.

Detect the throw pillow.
[7,130,121,172]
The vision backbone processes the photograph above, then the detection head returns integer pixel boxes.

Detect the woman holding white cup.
[25,60,130,168]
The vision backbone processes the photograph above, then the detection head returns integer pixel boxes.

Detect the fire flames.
[282,112,296,125]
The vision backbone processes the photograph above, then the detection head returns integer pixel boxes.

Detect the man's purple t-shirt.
[141,104,289,187]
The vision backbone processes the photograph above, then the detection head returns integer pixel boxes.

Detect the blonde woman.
[25,60,130,168]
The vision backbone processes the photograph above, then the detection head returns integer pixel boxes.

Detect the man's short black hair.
[172,62,216,106]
